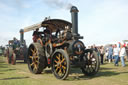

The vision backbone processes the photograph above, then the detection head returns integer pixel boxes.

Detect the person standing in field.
[119,44,126,67]
[113,44,120,66]
[108,45,113,63]
[125,44,128,61]
[100,46,105,64]
[105,48,109,62]
[93,44,98,52]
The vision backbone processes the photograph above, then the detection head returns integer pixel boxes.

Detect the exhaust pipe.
[70,6,79,36]
[20,29,24,44]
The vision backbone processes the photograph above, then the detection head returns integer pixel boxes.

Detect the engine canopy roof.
[23,19,72,33]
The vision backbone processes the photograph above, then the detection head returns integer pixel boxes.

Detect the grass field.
[0,56,128,85]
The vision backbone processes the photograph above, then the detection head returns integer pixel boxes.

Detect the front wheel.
[7,47,13,64]
[11,53,16,65]
[51,49,70,80]
[81,49,100,76]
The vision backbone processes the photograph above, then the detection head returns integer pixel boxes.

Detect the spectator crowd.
[88,43,128,67]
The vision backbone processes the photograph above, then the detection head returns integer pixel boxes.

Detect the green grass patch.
[0,56,128,85]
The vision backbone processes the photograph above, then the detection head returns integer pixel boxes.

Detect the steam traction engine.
[6,31,27,65]
[22,6,100,79]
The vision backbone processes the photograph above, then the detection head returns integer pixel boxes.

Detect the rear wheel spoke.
[31,49,35,54]
[29,56,32,58]
[31,62,34,66]
[54,60,58,63]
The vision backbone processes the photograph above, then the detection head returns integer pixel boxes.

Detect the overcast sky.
[0,0,128,46]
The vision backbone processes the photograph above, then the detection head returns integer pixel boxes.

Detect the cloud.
[0,32,19,45]
[0,1,36,46]
[77,0,128,45]
[0,0,128,46]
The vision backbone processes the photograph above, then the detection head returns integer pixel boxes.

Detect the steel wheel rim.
[53,52,67,78]
[28,46,39,71]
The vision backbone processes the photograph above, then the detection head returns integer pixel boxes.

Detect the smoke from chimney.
[42,0,73,10]
[13,0,73,10]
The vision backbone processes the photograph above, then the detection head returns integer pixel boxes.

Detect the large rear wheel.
[81,49,100,76]
[52,49,70,80]
[27,43,46,74]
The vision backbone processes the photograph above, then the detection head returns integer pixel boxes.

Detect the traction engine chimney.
[70,6,79,36]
